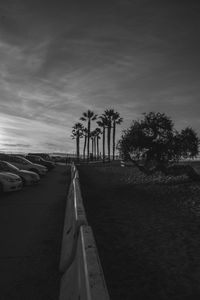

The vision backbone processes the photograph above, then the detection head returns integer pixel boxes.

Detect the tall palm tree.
[97,116,108,162]
[71,122,84,162]
[112,111,123,160]
[93,131,97,159]
[103,109,114,162]
[80,110,98,161]
[95,128,102,158]
[90,130,96,159]
[91,128,102,160]
[82,127,88,160]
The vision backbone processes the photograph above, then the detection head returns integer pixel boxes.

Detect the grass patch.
[78,162,200,300]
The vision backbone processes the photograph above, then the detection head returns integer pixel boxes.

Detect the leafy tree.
[71,122,84,161]
[80,110,98,161]
[117,112,199,179]
[175,127,199,159]
[111,111,123,160]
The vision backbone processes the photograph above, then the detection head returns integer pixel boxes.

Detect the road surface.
[0,164,70,300]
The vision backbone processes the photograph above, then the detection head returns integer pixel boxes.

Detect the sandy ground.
[0,165,70,300]
[78,163,200,300]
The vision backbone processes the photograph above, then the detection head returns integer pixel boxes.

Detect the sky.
[0,0,200,153]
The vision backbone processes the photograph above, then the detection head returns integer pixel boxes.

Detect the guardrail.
[59,163,88,272]
[59,163,110,300]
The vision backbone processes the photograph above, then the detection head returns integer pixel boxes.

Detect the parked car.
[0,171,23,193]
[0,154,47,176]
[26,155,55,171]
[0,161,40,186]
[51,155,62,162]
[28,153,52,161]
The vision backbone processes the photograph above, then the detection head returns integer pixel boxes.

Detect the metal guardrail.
[59,163,110,300]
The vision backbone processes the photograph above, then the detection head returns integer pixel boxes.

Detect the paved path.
[0,164,70,300]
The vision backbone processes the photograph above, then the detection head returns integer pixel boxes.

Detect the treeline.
[71,109,123,162]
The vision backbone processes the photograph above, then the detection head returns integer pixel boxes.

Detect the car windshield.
[6,162,20,171]
[32,156,40,161]
[19,157,32,164]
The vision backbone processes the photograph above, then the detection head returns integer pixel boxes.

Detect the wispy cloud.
[0,113,73,153]
[0,0,199,153]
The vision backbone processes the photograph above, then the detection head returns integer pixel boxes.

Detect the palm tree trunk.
[83,135,87,160]
[112,121,116,160]
[76,134,80,162]
[107,125,111,161]
[103,127,105,162]
[94,137,96,160]
[87,120,90,161]
[97,137,99,158]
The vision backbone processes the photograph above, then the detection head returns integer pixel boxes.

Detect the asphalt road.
[0,164,70,300]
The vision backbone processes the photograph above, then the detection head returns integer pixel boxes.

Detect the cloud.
[0,0,199,153]
[0,112,73,153]
[2,143,31,148]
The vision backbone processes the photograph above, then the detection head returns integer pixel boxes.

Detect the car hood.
[43,160,54,165]
[19,169,38,176]
[0,172,20,179]
[32,163,47,170]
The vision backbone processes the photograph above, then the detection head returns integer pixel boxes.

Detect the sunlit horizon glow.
[0,0,199,154]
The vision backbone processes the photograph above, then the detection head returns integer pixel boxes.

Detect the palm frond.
[91,114,98,121]
[97,121,103,127]
[116,117,123,124]
[80,117,86,121]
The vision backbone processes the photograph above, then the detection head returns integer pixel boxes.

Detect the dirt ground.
[78,162,200,300]
[0,164,71,300]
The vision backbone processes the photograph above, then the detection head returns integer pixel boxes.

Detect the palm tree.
[97,116,108,162]
[80,110,98,161]
[91,128,102,160]
[71,122,84,162]
[93,131,97,159]
[111,111,123,160]
[103,109,114,162]
[90,130,96,160]
[82,127,88,160]
[95,128,102,159]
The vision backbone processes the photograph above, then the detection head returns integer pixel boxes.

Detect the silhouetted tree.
[71,122,84,162]
[91,128,102,160]
[117,112,200,180]
[82,127,88,160]
[90,130,96,159]
[80,110,97,161]
[95,128,102,158]
[97,116,108,162]
[111,111,123,160]
[103,109,113,161]
[173,127,200,159]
